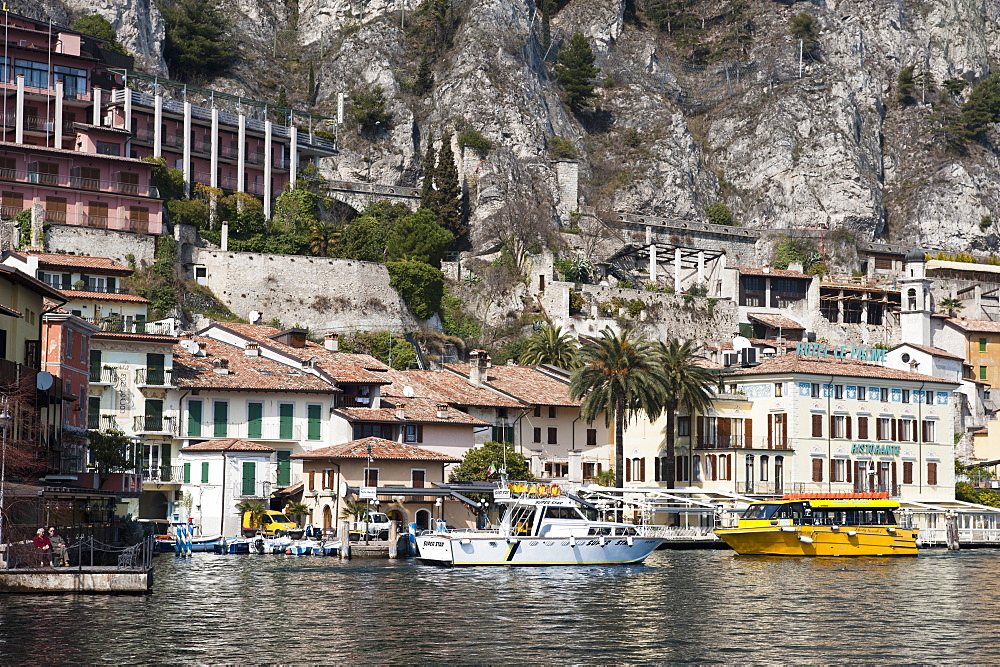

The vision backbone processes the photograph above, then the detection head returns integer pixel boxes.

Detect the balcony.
[735,482,785,495]
[82,317,175,336]
[95,414,121,431]
[142,465,185,483]
[0,169,160,198]
[134,415,177,435]
[135,367,174,387]
[90,366,119,384]
[694,436,791,451]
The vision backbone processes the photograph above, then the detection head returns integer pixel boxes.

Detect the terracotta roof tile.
[173,337,338,393]
[335,397,488,425]
[380,368,525,408]
[0,303,22,318]
[291,437,461,462]
[182,438,274,452]
[747,313,805,330]
[445,364,580,407]
[945,318,1000,334]
[724,354,956,384]
[27,252,131,275]
[734,266,811,279]
[59,289,150,303]
[210,323,390,384]
[892,343,965,361]
[93,332,178,343]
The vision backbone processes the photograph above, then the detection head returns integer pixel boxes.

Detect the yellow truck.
[242,510,303,538]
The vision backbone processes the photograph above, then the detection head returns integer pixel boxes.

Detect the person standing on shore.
[48,527,69,566]
[33,528,52,567]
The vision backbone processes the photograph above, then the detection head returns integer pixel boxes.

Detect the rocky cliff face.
[22,0,1000,254]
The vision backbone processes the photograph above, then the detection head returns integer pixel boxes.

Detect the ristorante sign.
[796,342,888,363]
[851,443,901,456]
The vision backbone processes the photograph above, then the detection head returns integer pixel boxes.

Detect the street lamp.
[0,397,11,556]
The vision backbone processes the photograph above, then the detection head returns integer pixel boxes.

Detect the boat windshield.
[542,507,586,520]
[810,508,897,526]
[742,504,782,520]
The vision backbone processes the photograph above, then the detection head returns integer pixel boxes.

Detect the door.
[144,399,163,432]
[774,456,784,493]
[415,509,431,531]
[323,506,333,530]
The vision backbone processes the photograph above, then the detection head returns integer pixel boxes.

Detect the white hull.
[416,534,663,566]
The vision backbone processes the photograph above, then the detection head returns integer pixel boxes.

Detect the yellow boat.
[714,493,918,557]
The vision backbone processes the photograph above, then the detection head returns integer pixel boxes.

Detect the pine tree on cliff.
[555,32,599,112]
[421,135,464,238]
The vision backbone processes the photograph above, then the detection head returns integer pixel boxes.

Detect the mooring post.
[388,521,398,559]
[340,520,351,560]
[946,512,960,551]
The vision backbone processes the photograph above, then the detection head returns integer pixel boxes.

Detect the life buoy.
[550,484,561,497]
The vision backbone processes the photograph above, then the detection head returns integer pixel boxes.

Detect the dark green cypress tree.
[555,32,599,112]
[432,135,464,238]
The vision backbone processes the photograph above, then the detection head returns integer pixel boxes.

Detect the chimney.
[762,264,771,274]
[324,332,339,352]
[395,404,406,420]
[194,342,207,357]
[244,342,259,357]
[212,358,230,375]
[469,349,490,387]
[436,403,448,419]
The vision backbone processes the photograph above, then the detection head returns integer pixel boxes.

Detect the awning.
[272,481,303,496]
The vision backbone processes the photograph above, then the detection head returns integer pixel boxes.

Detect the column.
[698,250,705,285]
[264,119,273,218]
[674,247,682,293]
[153,93,163,157]
[182,101,192,197]
[237,114,246,193]
[289,124,298,186]
[861,293,869,325]
[124,87,132,132]
[837,290,844,323]
[210,108,219,189]
[649,244,657,283]
[765,277,772,308]
[54,81,63,147]
[15,75,24,144]
[92,87,101,126]
[645,225,652,245]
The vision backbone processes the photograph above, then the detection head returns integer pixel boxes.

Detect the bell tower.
[900,247,932,346]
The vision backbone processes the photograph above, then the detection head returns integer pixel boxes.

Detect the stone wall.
[193,249,418,333]
[541,281,738,346]
[46,224,157,267]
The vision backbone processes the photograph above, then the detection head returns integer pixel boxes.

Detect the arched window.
[322,505,333,529]
[907,288,917,311]
[692,455,701,482]
[415,509,431,531]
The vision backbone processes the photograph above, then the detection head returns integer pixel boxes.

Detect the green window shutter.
[61,273,71,289]
[981,366,988,381]
[89,349,101,381]
[242,461,255,496]
[183,462,191,484]
[146,353,165,385]
[188,400,202,437]
[279,403,293,440]
[201,461,209,483]
[107,277,116,293]
[214,400,229,438]
[248,402,263,439]
[87,396,100,429]
[277,450,291,487]
[145,399,163,431]
[307,404,321,440]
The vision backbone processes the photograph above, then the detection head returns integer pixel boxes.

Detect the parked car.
[243,510,303,538]
[349,512,392,541]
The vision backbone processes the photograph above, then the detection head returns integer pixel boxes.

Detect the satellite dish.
[402,385,415,398]
[36,371,53,391]
[732,334,753,352]
[339,480,349,497]
[248,310,260,324]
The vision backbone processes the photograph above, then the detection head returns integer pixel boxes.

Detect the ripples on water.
[0,549,997,663]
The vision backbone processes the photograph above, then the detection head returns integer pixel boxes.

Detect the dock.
[0,566,153,594]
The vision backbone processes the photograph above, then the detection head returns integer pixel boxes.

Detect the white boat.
[415,483,665,566]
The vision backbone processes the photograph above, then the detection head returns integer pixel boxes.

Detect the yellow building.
[939,318,1000,390]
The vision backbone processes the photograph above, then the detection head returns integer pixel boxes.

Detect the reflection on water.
[1,549,998,663]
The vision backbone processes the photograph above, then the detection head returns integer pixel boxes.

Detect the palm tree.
[340,499,370,523]
[236,499,267,535]
[569,327,666,488]
[520,324,579,369]
[938,297,964,317]
[657,340,717,489]
[285,501,310,527]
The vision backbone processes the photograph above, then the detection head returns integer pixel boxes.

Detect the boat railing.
[637,525,718,540]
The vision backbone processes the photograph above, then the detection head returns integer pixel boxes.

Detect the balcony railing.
[89,367,119,384]
[87,412,100,429]
[142,465,185,482]
[0,169,161,198]
[135,367,173,386]
[735,482,785,495]
[81,317,174,336]
[98,414,121,431]
[189,422,305,441]
[134,415,177,435]
[694,436,791,450]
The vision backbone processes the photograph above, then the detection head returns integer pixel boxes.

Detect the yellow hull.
[714,526,919,557]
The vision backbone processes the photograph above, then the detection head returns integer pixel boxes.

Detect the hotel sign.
[851,443,901,456]
[796,342,887,363]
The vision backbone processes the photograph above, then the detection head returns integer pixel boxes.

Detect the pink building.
[0,12,163,234]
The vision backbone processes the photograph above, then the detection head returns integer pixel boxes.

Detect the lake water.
[1,548,998,663]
